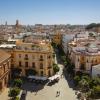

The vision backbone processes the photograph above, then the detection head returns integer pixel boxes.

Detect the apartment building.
[68,39,100,74]
[12,40,54,77]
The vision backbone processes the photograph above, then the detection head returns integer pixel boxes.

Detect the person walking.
[61,73,63,78]
[56,91,58,97]
[59,91,60,96]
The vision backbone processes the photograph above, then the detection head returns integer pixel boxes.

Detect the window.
[19,54,21,58]
[25,54,28,60]
[32,62,35,68]
[25,62,28,67]
[48,55,51,59]
[78,58,79,62]
[40,55,43,59]
[19,61,22,67]
[40,55,43,61]
[25,54,28,58]
[40,71,43,76]
[87,59,88,63]
[40,63,43,69]
[48,70,51,77]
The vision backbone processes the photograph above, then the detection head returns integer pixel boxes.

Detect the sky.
[0,0,100,25]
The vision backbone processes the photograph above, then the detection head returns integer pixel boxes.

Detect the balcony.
[39,59,44,61]
[48,66,52,69]
[24,58,28,60]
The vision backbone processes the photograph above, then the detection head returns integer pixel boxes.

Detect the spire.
[16,19,19,27]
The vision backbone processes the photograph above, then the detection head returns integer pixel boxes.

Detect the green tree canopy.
[53,63,60,73]
[13,79,23,88]
[8,87,20,99]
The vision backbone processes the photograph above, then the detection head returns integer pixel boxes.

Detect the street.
[0,50,78,100]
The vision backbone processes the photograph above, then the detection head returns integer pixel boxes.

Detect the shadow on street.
[63,70,75,90]
[21,81,44,93]
[55,48,76,90]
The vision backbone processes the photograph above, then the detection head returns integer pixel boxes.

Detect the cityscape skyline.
[0,0,100,25]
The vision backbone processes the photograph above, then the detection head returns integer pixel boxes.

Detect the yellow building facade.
[12,41,54,77]
[68,41,100,73]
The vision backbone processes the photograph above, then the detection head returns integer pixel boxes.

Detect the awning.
[48,74,60,81]
[28,75,48,81]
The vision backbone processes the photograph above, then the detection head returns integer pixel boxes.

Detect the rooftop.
[15,40,52,52]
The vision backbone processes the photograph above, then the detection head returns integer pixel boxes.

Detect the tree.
[64,61,67,66]
[13,79,23,88]
[8,87,20,100]
[79,79,89,92]
[61,56,66,61]
[90,85,100,99]
[53,64,60,73]
[93,85,100,98]
[66,64,75,75]
[74,75,81,86]
[82,75,90,82]
[86,23,97,29]
[89,77,100,88]
[86,23,100,30]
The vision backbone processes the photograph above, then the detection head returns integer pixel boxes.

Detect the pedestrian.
[61,73,63,78]
[59,91,60,96]
[56,91,58,97]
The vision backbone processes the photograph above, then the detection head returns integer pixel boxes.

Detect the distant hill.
[86,23,100,29]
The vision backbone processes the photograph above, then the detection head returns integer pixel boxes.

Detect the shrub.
[93,85,100,97]
[79,79,89,92]
[89,77,100,89]
[74,75,81,86]
[82,75,90,82]
[53,64,60,73]
[13,79,23,88]
[90,85,100,99]
[8,87,20,99]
